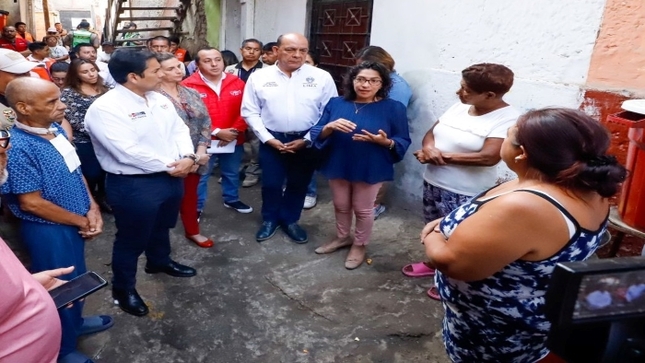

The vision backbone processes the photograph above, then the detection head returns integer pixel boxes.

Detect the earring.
[514,155,523,162]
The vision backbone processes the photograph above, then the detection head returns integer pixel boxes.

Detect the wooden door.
[309,0,374,91]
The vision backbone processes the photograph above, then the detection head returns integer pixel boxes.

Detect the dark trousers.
[21,221,87,358]
[259,130,318,225]
[106,172,183,290]
[76,142,106,197]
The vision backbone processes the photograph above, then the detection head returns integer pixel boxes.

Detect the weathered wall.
[253,0,308,44]
[370,0,608,206]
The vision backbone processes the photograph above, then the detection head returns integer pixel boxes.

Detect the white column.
[240,0,255,40]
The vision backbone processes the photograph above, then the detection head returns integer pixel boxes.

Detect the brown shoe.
[315,237,353,254]
[345,244,366,270]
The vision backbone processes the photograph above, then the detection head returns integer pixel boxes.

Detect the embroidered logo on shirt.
[263,81,278,87]
[230,90,242,96]
[160,104,169,110]
[303,77,317,88]
[129,111,146,120]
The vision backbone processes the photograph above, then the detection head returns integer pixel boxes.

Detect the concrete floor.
[50,176,449,363]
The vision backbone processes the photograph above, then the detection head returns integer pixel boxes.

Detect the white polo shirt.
[241,63,337,143]
[85,84,194,175]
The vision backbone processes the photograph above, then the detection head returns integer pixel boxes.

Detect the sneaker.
[224,201,253,214]
[303,195,317,209]
[373,204,386,220]
[242,175,259,187]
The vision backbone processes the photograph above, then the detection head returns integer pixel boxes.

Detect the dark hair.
[169,36,180,45]
[220,50,239,67]
[342,61,392,101]
[74,42,94,54]
[64,58,108,94]
[461,63,514,95]
[14,22,26,28]
[195,46,220,64]
[355,46,395,72]
[306,50,320,66]
[155,52,177,64]
[150,35,170,46]
[242,38,262,48]
[50,61,70,74]
[515,108,627,197]
[108,48,157,84]
[263,42,277,52]
[28,41,47,52]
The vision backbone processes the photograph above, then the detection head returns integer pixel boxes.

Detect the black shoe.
[223,200,253,214]
[256,221,280,242]
[144,260,197,277]
[283,223,308,244]
[113,288,148,316]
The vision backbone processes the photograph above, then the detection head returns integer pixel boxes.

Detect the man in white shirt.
[75,43,116,87]
[242,33,337,243]
[85,49,198,317]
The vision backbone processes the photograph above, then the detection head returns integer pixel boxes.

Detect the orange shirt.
[16,32,34,42]
[174,48,188,62]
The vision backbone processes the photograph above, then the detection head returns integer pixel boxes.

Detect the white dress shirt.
[96,61,116,88]
[199,71,226,96]
[84,84,194,175]
[241,63,337,143]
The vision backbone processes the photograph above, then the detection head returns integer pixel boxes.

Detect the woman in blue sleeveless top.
[422,108,627,362]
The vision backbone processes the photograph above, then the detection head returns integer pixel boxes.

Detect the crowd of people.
[0,19,629,363]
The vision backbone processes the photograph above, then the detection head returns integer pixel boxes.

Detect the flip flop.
[427,286,441,301]
[79,315,114,336]
[402,262,436,277]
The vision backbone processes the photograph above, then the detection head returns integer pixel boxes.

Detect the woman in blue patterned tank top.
[422,108,627,362]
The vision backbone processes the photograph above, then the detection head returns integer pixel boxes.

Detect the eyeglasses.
[0,129,10,149]
[353,77,382,86]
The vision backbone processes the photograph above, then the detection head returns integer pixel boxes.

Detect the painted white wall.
[252,0,307,44]
[370,0,608,207]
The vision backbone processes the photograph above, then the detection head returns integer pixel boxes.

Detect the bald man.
[1,78,112,363]
[241,33,337,243]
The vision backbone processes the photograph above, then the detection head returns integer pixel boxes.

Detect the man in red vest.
[182,47,252,216]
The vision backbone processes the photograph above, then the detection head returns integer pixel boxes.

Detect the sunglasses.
[0,129,10,148]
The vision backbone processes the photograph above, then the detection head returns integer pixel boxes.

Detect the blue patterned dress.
[435,188,607,363]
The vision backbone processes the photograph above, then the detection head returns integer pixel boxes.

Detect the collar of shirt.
[235,61,263,71]
[114,84,157,106]
[274,62,304,77]
[199,71,226,95]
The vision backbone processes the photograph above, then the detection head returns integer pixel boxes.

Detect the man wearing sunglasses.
[1,77,111,363]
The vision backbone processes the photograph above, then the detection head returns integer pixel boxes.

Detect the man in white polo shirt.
[85,48,198,317]
[242,33,337,244]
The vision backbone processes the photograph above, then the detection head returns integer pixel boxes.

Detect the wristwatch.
[182,153,199,164]
[303,138,312,148]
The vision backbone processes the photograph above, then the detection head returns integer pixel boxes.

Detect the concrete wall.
[369,0,608,206]
[252,0,307,44]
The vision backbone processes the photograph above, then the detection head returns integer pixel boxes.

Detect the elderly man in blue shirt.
[242,33,337,243]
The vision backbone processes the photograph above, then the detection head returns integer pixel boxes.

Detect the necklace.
[353,101,373,114]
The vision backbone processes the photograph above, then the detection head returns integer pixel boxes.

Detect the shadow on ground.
[18,175,450,363]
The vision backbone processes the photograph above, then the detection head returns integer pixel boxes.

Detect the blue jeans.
[197,145,243,210]
[75,142,105,195]
[307,173,317,197]
[106,172,183,290]
[21,221,87,358]
[259,131,318,224]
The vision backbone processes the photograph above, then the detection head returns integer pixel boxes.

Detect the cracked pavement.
[7,175,451,363]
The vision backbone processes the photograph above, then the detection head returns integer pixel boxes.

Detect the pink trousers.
[329,179,383,246]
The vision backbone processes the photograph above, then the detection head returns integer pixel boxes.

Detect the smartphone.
[48,271,108,310]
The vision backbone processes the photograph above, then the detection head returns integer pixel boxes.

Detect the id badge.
[50,134,82,172]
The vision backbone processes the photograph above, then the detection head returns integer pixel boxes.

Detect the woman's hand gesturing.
[323,118,356,134]
[353,129,391,148]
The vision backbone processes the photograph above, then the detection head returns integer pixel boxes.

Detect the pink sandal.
[402,262,436,277]
[427,286,441,301]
